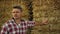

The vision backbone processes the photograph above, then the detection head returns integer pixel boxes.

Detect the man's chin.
[14,17,20,19]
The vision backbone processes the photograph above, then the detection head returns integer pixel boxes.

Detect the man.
[1,6,48,34]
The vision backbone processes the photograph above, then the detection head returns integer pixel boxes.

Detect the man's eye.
[12,11,20,13]
[12,12,15,13]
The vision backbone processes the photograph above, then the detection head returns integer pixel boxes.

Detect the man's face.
[12,8,22,19]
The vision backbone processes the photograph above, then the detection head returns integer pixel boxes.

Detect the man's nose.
[14,13,17,15]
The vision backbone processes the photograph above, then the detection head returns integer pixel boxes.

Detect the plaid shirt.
[1,19,35,34]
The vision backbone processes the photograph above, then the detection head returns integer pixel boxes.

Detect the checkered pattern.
[1,19,35,34]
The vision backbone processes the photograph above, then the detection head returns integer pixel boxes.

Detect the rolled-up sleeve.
[27,21,35,27]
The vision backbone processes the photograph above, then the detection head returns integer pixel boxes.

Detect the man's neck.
[14,18,21,24]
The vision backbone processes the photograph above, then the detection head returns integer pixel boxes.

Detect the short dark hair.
[13,6,22,12]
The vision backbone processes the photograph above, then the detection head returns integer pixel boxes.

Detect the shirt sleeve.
[27,21,35,27]
[1,23,8,34]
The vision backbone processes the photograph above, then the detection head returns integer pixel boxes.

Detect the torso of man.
[1,19,35,34]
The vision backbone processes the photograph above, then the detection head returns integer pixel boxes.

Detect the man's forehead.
[12,8,21,11]
[12,8,22,12]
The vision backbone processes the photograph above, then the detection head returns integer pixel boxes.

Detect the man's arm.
[26,19,48,34]
[27,21,35,34]
[1,24,8,34]
[35,18,48,26]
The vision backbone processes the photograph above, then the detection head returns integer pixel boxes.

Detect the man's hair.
[13,6,22,12]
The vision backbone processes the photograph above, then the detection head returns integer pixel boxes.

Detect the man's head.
[12,6,22,19]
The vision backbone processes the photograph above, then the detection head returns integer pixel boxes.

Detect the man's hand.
[35,18,48,26]
[40,18,48,25]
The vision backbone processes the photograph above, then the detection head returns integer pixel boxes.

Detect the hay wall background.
[0,0,60,34]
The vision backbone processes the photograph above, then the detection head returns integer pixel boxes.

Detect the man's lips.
[14,15,18,17]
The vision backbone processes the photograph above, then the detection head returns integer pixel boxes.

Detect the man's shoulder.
[2,19,13,27]
[4,18,14,25]
[5,19,12,23]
